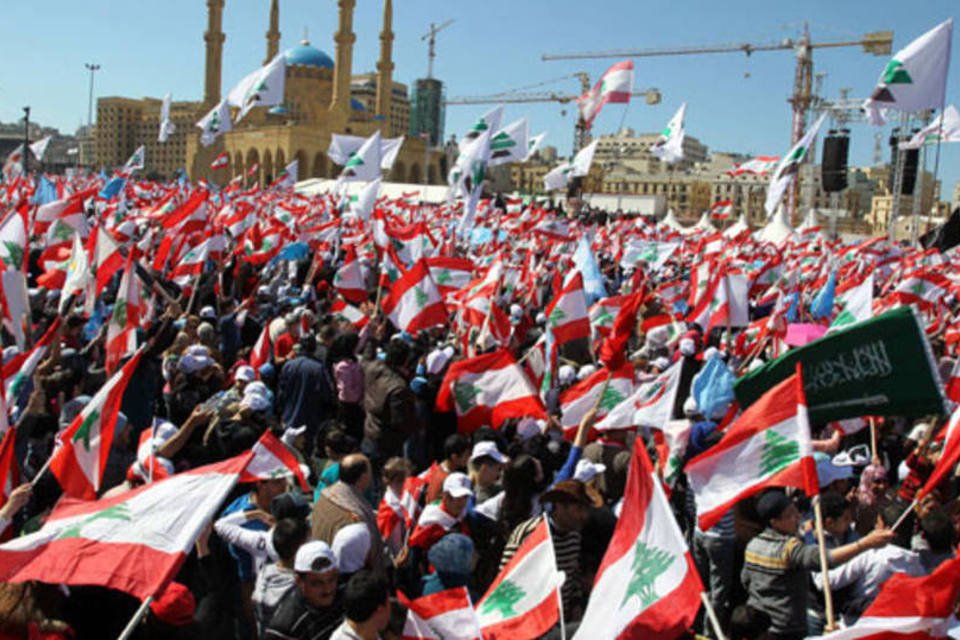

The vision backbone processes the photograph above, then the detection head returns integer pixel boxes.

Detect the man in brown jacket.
[361,339,417,470]
[311,453,385,573]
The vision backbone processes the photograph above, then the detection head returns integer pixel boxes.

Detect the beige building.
[952,180,960,209]
[95,97,200,178]
[93,0,444,186]
[349,73,410,137]
[594,128,709,174]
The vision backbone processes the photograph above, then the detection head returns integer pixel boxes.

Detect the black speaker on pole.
[821,129,849,193]
[889,129,920,195]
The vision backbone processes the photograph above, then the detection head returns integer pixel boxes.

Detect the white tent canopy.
[660,208,685,232]
[693,211,717,233]
[295,178,451,203]
[723,213,750,238]
[755,205,795,244]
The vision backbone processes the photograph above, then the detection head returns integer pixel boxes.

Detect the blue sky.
[1,1,957,199]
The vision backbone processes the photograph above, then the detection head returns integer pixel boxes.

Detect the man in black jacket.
[278,333,335,457]
[264,541,343,640]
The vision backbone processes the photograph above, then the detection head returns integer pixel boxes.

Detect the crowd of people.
[0,172,957,640]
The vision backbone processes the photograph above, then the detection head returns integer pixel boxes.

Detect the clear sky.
[1,1,957,200]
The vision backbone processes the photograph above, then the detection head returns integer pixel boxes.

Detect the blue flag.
[268,241,309,266]
[99,176,126,200]
[692,356,737,420]
[32,175,58,205]
[809,271,837,320]
[572,235,607,304]
[785,292,800,323]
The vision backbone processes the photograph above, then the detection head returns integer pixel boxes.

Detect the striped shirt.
[500,515,582,617]
[741,527,828,637]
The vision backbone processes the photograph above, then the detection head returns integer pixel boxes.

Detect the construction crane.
[445,72,662,152]
[421,19,455,79]
[542,25,893,223]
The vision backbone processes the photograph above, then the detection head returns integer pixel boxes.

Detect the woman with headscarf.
[854,463,892,536]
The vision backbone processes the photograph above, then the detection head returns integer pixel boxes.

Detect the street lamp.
[84,63,100,128]
[22,106,30,176]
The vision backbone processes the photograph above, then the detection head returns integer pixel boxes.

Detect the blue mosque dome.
[284,40,334,70]
[350,98,366,111]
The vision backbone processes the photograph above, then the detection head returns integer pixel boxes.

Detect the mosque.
[182,0,445,185]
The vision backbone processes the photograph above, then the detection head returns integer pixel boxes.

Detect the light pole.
[22,107,30,176]
[80,62,100,163]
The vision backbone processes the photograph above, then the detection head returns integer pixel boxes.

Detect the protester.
[264,540,343,640]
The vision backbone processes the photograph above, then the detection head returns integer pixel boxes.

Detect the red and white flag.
[382,260,448,334]
[558,365,634,436]
[575,438,702,639]
[241,430,310,492]
[916,406,960,501]
[685,368,819,530]
[727,156,780,177]
[104,256,143,374]
[475,517,564,639]
[596,361,682,433]
[49,349,145,500]
[435,349,547,434]
[425,256,475,297]
[332,249,368,304]
[578,60,634,128]
[710,200,733,220]
[399,587,481,640]
[0,454,251,600]
[377,475,425,545]
[810,556,960,640]
[544,272,591,346]
[210,151,229,170]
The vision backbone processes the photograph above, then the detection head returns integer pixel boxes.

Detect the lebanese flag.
[382,259,448,334]
[2,318,61,405]
[685,368,819,531]
[161,189,209,236]
[332,249,368,304]
[435,349,547,434]
[889,269,954,310]
[241,430,310,492]
[104,256,142,374]
[589,295,626,339]
[170,235,216,286]
[710,200,733,220]
[210,151,229,170]
[916,405,960,501]
[599,291,644,369]
[377,476,425,543]
[575,438,702,639]
[596,361,682,432]
[34,187,97,237]
[89,225,125,296]
[0,427,20,529]
[399,587,481,640]
[687,270,750,337]
[810,556,960,640]
[248,323,273,372]
[544,272,591,346]
[727,155,780,177]
[331,298,370,330]
[475,517,564,639]
[946,359,960,402]
[558,365,635,436]
[0,453,251,600]
[578,60,634,128]
[49,348,145,499]
[425,256,475,297]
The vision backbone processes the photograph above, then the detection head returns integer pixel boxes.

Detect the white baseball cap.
[470,441,508,465]
[235,365,256,383]
[442,472,474,498]
[574,459,606,483]
[294,540,338,574]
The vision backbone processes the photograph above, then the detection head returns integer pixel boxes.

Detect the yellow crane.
[542,25,893,222]
[445,72,661,151]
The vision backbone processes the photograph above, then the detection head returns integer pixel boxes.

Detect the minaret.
[203,0,226,106]
[329,0,356,116]
[264,0,280,65]
[374,0,394,133]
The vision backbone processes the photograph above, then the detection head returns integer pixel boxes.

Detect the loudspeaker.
[889,131,920,195]
[821,130,849,193]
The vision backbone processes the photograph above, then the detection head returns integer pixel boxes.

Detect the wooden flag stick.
[812,495,837,631]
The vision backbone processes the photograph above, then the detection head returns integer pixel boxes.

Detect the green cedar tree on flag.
[863,19,953,126]
[475,516,564,639]
[104,255,142,374]
[340,130,383,182]
[558,365,635,436]
[575,438,702,639]
[50,348,146,500]
[685,368,819,530]
[435,349,547,434]
[650,103,687,164]
[596,360,682,432]
[488,118,530,167]
[828,274,874,333]
[764,113,827,217]
[381,259,447,334]
[543,272,591,346]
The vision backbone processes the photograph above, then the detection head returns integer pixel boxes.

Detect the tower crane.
[421,19,455,79]
[445,72,662,152]
[542,25,893,223]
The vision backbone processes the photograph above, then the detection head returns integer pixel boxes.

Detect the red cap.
[150,582,196,626]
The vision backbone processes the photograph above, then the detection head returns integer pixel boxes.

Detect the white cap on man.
[470,441,508,465]
[442,472,474,498]
[294,540,339,574]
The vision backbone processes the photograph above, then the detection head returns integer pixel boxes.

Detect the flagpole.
[700,592,727,640]
[869,417,879,463]
[543,514,568,640]
[116,596,154,640]
[891,499,918,531]
[812,495,837,631]
[926,96,948,237]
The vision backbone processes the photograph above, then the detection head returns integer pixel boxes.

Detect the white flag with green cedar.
[764,113,827,218]
[650,103,686,164]
[488,118,529,167]
[339,131,383,182]
[459,105,504,151]
[228,53,286,122]
[900,105,960,149]
[828,274,874,333]
[197,99,233,147]
[864,19,953,126]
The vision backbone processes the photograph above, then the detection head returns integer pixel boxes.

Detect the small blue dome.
[350,98,366,111]
[284,40,334,69]
[268,104,288,115]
